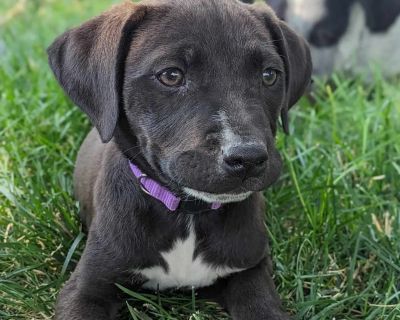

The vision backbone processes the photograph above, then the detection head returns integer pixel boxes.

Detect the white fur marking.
[219,111,242,154]
[137,222,243,290]
[183,187,252,204]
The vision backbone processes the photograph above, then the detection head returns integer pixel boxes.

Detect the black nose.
[223,145,268,178]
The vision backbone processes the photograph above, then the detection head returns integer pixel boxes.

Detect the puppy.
[47,0,311,319]
[264,0,400,78]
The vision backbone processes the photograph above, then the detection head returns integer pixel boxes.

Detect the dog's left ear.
[253,6,312,134]
[276,21,312,134]
[47,3,147,143]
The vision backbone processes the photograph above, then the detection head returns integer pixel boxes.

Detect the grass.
[0,0,399,319]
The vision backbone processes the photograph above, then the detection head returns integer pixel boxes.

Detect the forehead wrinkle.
[130,2,282,71]
[250,49,285,70]
[163,2,262,56]
[242,32,285,66]
[131,41,202,72]
[127,1,286,80]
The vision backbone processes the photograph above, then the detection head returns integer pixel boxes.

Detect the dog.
[47,0,311,319]
[261,0,400,78]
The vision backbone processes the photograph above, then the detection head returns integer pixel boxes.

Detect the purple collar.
[129,161,221,212]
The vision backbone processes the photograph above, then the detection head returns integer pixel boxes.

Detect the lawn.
[0,0,399,319]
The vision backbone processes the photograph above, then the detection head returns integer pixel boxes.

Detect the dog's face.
[48,0,311,202]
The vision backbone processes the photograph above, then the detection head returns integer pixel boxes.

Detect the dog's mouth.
[183,187,253,204]
[155,149,276,203]
[163,166,264,204]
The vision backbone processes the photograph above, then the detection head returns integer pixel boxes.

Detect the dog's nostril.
[223,145,268,178]
[224,157,245,169]
[224,157,245,171]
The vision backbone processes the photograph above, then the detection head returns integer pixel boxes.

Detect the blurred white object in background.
[265,0,400,79]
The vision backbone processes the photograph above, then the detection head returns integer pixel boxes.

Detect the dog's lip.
[162,163,264,202]
[182,187,253,204]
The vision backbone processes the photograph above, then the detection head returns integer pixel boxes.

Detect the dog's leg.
[55,261,125,320]
[55,272,118,320]
[55,238,132,320]
[221,258,290,320]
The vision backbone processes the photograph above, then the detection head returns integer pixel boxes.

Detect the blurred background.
[0,1,399,319]
[268,0,400,79]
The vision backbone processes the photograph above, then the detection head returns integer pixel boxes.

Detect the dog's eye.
[262,68,278,86]
[157,68,185,87]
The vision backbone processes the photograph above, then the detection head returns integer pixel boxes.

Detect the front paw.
[55,278,112,320]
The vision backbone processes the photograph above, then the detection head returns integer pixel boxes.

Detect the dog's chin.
[183,187,253,204]
[182,177,268,204]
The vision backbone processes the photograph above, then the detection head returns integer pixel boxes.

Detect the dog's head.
[48,0,311,203]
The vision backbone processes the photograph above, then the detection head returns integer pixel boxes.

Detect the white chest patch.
[136,224,243,290]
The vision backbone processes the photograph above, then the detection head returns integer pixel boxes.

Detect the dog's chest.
[136,224,242,290]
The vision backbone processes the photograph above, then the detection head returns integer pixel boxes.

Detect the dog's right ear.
[47,3,147,143]
[251,4,312,134]
[275,21,312,134]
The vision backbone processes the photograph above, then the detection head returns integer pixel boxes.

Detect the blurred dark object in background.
[247,0,400,79]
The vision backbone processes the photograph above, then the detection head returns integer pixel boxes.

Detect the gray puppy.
[47,0,311,319]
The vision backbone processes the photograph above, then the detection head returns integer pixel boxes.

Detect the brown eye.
[157,68,185,87]
[262,68,278,86]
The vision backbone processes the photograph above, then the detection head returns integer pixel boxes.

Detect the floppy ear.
[254,6,312,134]
[276,21,312,134]
[47,3,147,143]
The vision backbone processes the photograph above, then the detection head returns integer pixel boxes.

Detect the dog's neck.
[113,113,167,185]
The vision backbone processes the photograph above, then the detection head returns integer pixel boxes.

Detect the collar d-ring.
[137,174,152,196]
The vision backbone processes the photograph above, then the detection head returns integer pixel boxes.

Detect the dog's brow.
[249,46,284,70]
[138,43,201,68]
